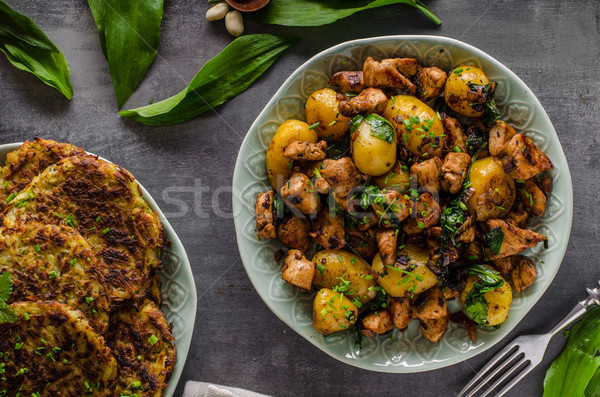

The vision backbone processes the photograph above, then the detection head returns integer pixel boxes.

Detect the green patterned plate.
[232,36,573,372]
[0,142,196,394]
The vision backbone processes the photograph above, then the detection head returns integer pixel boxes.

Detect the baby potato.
[313,288,358,336]
[373,161,410,192]
[444,66,490,117]
[466,156,516,221]
[351,118,396,176]
[265,120,317,189]
[460,269,513,327]
[312,250,377,304]
[371,245,438,297]
[382,95,444,158]
[305,88,351,141]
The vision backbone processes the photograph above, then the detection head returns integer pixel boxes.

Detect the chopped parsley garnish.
[308,122,320,130]
[148,334,158,345]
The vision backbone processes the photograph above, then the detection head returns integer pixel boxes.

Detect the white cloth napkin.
[183,381,272,397]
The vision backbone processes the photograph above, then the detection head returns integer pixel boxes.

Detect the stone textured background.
[0,1,598,396]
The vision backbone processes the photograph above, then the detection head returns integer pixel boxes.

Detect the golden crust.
[3,155,164,303]
[0,301,117,396]
[107,299,176,397]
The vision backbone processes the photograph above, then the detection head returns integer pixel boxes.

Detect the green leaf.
[119,34,299,125]
[462,265,504,325]
[464,291,488,326]
[0,301,16,324]
[87,0,164,108]
[209,0,441,26]
[0,271,12,302]
[364,114,395,144]
[484,227,504,256]
[544,307,600,397]
[0,1,73,98]
[585,368,600,397]
[349,115,364,134]
[467,265,504,292]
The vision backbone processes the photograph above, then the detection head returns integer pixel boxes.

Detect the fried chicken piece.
[517,179,547,216]
[277,216,311,251]
[310,207,346,250]
[389,297,412,331]
[281,249,316,290]
[510,255,537,292]
[441,114,468,154]
[381,58,418,77]
[489,120,516,157]
[361,310,393,337]
[363,57,416,93]
[313,176,330,194]
[371,190,413,227]
[441,152,471,194]
[412,287,448,320]
[256,190,276,238]
[329,71,365,93]
[464,242,484,263]
[415,192,440,228]
[457,216,476,244]
[284,140,327,161]
[280,173,321,215]
[339,87,389,117]
[320,158,365,211]
[376,228,397,265]
[492,257,514,275]
[538,174,553,194]
[503,134,553,180]
[486,219,545,260]
[345,228,378,259]
[410,157,443,194]
[450,311,477,342]
[414,67,447,102]
[420,316,449,343]
[505,209,530,229]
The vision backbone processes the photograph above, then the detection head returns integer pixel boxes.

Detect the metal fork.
[457,280,600,397]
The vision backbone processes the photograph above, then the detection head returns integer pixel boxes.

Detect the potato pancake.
[107,299,176,397]
[0,301,117,396]
[0,138,85,209]
[0,223,110,333]
[3,155,164,303]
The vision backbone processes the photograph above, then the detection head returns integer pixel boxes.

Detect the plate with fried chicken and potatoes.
[232,36,573,372]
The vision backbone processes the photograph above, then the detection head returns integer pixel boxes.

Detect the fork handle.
[548,283,600,337]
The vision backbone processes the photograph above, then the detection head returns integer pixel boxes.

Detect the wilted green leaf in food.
[364,114,395,144]
[119,34,300,126]
[87,0,164,108]
[484,227,504,256]
[463,265,504,326]
[0,1,72,98]
[209,0,441,26]
[544,307,600,397]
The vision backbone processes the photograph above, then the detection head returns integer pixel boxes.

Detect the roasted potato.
[313,288,358,335]
[371,245,438,297]
[351,117,396,176]
[312,250,377,304]
[266,120,317,189]
[467,156,516,221]
[382,95,445,158]
[444,66,491,117]
[373,161,411,192]
[460,267,513,327]
[304,88,350,141]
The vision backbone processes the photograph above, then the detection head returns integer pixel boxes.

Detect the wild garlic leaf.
[485,227,504,256]
[0,1,73,98]
[464,291,488,326]
[364,114,395,144]
[87,0,164,108]
[209,0,441,26]
[119,34,299,125]
[0,271,12,301]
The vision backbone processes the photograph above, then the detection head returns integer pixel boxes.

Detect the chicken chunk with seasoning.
[510,255,537,292]
[255,190,276,238]
[280,173,321,216]
[411,157,443,194]
[281,249,316,290]
[381,58,418,77]
[319,157,365,211]
[486,219,545,260]
[361,310,393,337]
[517,179,547,216]
[345,228,378,259]
[339,87,389,117]
[376,228,397,265]
[389,297,412,331]
[284,140,327,161]
[441,114,468,154]
[415,192,440,229]
[414,67,447,102]
[488,120,516,157]
[329,71,365,93]
[420,316,449,343]
[441,152,471,194]
[503,134,553,180]
[371,190,413,227]
[310,207,346,250]
[363,57,416,94]
[277,216,311,251]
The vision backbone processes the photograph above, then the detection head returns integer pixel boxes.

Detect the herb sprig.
[0,272,16,324]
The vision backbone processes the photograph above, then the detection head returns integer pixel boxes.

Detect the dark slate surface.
[1,1,598,396]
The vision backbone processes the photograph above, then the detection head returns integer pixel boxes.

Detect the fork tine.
[480,357,529,397]
[492,360,538,397]
[456,343,520,397]
[459,349,522,397]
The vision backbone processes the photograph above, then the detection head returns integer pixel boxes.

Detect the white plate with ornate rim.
[232,35,573,372]
[0,142,196,394]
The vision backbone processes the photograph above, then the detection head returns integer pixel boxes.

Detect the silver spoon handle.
[548,281,600,337]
